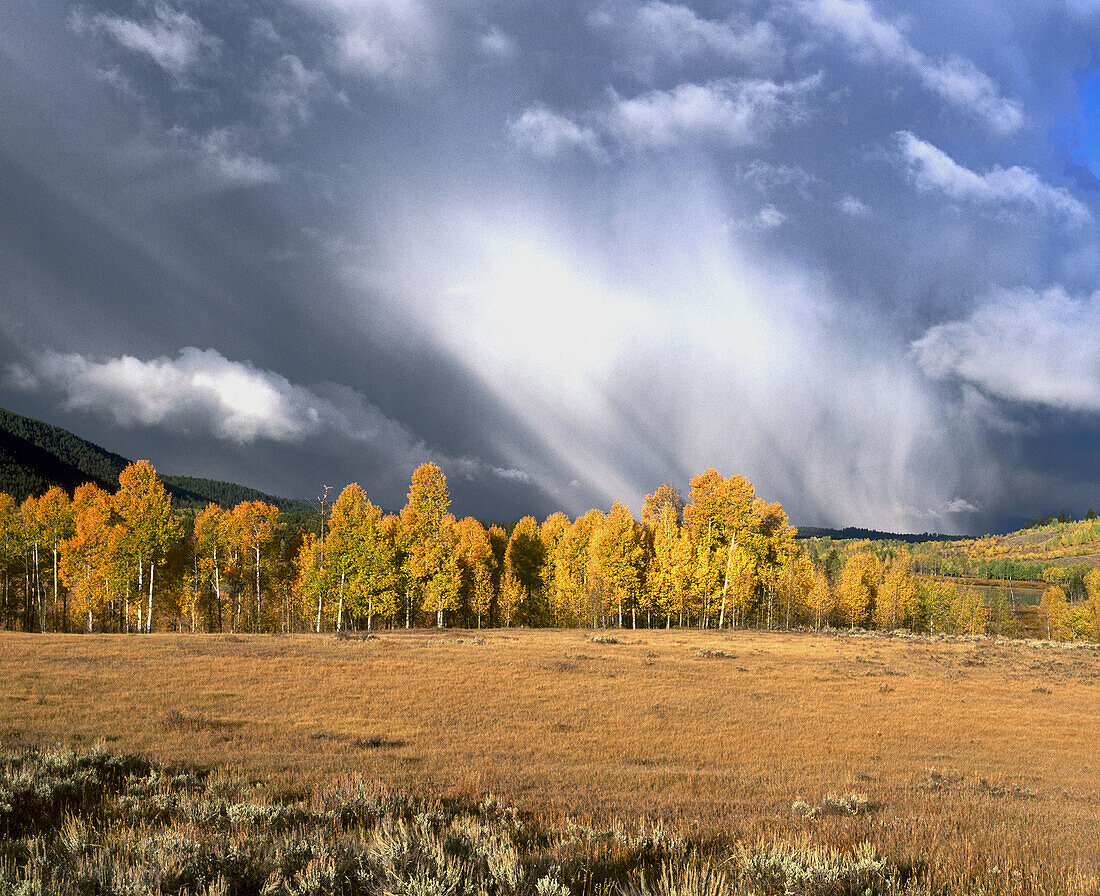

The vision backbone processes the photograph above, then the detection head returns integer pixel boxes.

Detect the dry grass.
[2,628,1099,893]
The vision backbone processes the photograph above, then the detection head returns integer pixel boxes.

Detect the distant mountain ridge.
[0,406,313,513]
[795,525,966,543]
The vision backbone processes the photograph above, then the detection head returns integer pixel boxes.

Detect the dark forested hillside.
[795,525,965,543]
[0,407,311,512]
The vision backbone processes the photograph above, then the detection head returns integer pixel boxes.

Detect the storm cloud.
[2,0,1100,533]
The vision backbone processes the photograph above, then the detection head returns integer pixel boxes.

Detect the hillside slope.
[0,407,312,512]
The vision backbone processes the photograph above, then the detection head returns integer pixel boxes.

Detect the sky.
[2,0,1100,534]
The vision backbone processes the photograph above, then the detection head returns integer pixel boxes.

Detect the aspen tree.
[59,483,114,631]
[326,484,368,632]
[539,513,569,623]
[114,461,179,633]
[498,569,524,627]
[35,487,73,631]
[231,501,279,632]
[777,550,814,629]
[642,485,684,627]
[552,510,601,627]
[420,514,461,628]
[20,495,44,631]
[194,504,230,631]
[0,494,22,630]
[1083,569,1100,641]
[294,532,328,629]
[589,500,644,628]
[504,516,545,625]
[808,567,834,629]
[684,470,754,628]
[876,553,919,630]
[455,517,495,628]
[836,551,879,629]
[1039,586,1070,641]
[400,463,454,627]
[355,504,402,631]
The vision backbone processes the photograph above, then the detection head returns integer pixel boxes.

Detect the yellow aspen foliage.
[951,591,989,636]
[294,532,329,630]
[505,516,545,625]
[550,510,601,627]
[60,483,114,632]
[36,486,74,629]
[231,500,280,632]
[498,569,524,627]
[777,550,814,630]
[836,551,879,628]
[1039,586,1071,641]
[876,554,919,630]
[194,504,232,631]
[1075,568,1100,641]
[642,484,684,627]
[113,461,180,633]
[455,517,495,628]
[400,462,454,627]
[420,514,461,628]
[539,512,570,620]
[327,484,402,630]
[684,469,755,627]
[589,500,644,628]
[807,567,834,629]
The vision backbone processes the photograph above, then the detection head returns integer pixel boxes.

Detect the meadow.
[2,628,1099,894]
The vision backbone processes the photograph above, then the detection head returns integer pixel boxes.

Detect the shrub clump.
[0,746,680,896]
[791,793,875,820]
[738,840,896,895]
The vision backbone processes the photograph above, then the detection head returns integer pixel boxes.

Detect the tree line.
[1,460,1099,639]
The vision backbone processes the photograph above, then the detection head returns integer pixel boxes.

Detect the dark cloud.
[2,0,1100,533]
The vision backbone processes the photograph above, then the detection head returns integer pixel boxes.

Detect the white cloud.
[943,497,980,514]
[801,0,1023,134]
[508,107,604,160]
[194,129,281,186]
[736,161,816,199]
[94,66,142,101]
[479,26,517,61]
[606,75,821,150]
[295,0,440,87]
[914,287,1100,413]
[897,132,1090,225]
[369,184,976,530]
[260,54,345,136]
[748,204,786,230]
[514,75,820,160]
[76,2,221,82]
[838,194,871,217]
[11,348,525,483]
[589,0,783,79]
[3,363,39,393]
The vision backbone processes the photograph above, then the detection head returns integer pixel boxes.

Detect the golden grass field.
[3,628,1099,892]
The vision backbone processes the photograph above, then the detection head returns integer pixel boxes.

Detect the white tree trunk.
[213,547,221,632]
[147,561,154,633]
[254,546,261,632]
[337,568,345,633]
[34,543,44,633]
[53,547,59,632]
[718,534,735,629]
